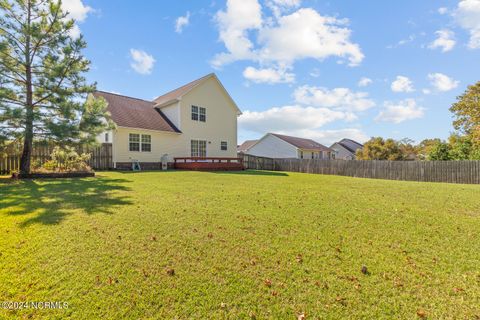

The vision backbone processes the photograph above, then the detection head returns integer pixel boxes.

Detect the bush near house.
[1,171,480,319]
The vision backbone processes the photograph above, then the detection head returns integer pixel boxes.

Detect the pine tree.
[0,0,112,174]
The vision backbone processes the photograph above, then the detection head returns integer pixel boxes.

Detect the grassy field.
[1,171,480,319]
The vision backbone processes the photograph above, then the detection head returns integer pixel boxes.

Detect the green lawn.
[1,171,480,319]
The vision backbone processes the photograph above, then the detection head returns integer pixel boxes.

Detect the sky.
[67,0,480,145]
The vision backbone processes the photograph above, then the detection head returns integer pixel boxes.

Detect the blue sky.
[69,0,480,145]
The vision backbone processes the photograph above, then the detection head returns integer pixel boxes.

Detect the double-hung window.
[141,135,151,152]
[192,105,206,122]
[129,133,151,152]
[129,134,140,152]
[191,140,207,157]
[220,141,228,151]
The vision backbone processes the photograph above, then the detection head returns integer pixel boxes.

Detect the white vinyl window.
[129,134,140,152]
[191,140,207,157]
[192,105,206,122]
[105,132,109,143]
[221,141,228,151]
[141,134,151,152]
[129,134,151,152]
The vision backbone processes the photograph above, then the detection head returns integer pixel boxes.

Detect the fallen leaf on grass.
[298,313,306,320]
[166,268,175,276]
[416,309,427,318]
[296,254,303,264]
[264,279,272,287]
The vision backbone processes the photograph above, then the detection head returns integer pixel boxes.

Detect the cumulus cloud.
[454,0,480,49]
[391,76,415,93]
[428,73,459,91]
[243,66,295,84]
[376,99,425,123]
[429,29,456,52]
[129,49,156,75]
[212,0,262,67]
[175,12,191,33]
[212,0,363,81]
[239,105,355,134]
[294,86,375,112]
[358,77,372,87]
[61,0,92,39]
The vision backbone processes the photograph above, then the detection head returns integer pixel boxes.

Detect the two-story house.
[94,73,241,170]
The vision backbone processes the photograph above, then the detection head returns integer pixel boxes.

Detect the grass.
[1,171,480,319]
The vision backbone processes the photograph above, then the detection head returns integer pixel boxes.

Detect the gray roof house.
[330,139,364,160]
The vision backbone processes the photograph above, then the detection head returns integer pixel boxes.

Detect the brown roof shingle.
[93,91,180,133]
[237,140,258,152]
[271,133,332,152]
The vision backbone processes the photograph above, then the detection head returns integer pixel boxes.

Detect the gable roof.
[93,91,181,133]
[333,138,363,154]
[271,133,332,152]
[237,140,258,153]
[153,73,242,114]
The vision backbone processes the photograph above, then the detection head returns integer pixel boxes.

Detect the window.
[311,152,315,159]
[192,105,206,122]
[105,133,109,143]
[129,134,140,152]
[129,134,151,152]
[199,107,206,122]
[221,141,228,151]
[141,134,151,152]
[191,140,207,157]
[191,105,199,121]
[300,151,304,159]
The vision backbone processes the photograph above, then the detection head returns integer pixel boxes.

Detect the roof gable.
[154,73,242,114]
[237,140,258,152]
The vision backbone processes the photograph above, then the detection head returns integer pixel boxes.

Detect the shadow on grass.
[214,170,289,177]
[0,177,132,227]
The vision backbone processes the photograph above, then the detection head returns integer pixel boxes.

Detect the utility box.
[161,154,169,171]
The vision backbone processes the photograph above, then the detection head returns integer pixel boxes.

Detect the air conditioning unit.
[161,154,169,171]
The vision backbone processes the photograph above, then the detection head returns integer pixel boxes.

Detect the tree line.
[357,82,480,161]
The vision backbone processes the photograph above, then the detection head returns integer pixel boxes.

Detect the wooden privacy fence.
[0,143,113,174]
[243,155,480,184]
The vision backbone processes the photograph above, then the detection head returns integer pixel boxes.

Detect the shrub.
[36,146,92,173]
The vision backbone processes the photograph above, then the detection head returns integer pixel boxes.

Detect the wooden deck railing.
[174,157,244,171]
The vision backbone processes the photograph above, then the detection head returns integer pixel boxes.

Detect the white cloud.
[239,105,356,134]
[175,12,191,33]
[257,8,364,67]
[243,66,295,84]
[438,7,449,15]
[212,1,364,75]
[266,0,301,17]
[129,49,156,75]
[429,29,456,52]
[454,0,480,49]
[376,99,425,123]
[62,0,92,22]
[61,0,92,39]
[391,76,415,93]
[358,77,372,87]
[387,34,416,49]
[212,0,262,67]
[428,73,459,92]
[294,86,375,112]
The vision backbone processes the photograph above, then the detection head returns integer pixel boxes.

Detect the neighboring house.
[245,133,333,159]
[237,139,258,154]
[94,73,241,169]
[330,139,364,160]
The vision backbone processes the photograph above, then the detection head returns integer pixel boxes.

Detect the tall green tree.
[450,81,480,147]
[0,0,111,174]
[356,137,405,160]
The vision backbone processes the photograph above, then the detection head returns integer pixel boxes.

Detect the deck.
[174,157,244,171]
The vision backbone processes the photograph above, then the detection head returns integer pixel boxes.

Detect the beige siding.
[112,76,239,164]
[176,77,238,158]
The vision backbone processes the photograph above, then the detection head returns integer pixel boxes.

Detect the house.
[237,139,258,154]
[329,139,363,160]
[94,73,241,170]
[244,133,333,159]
